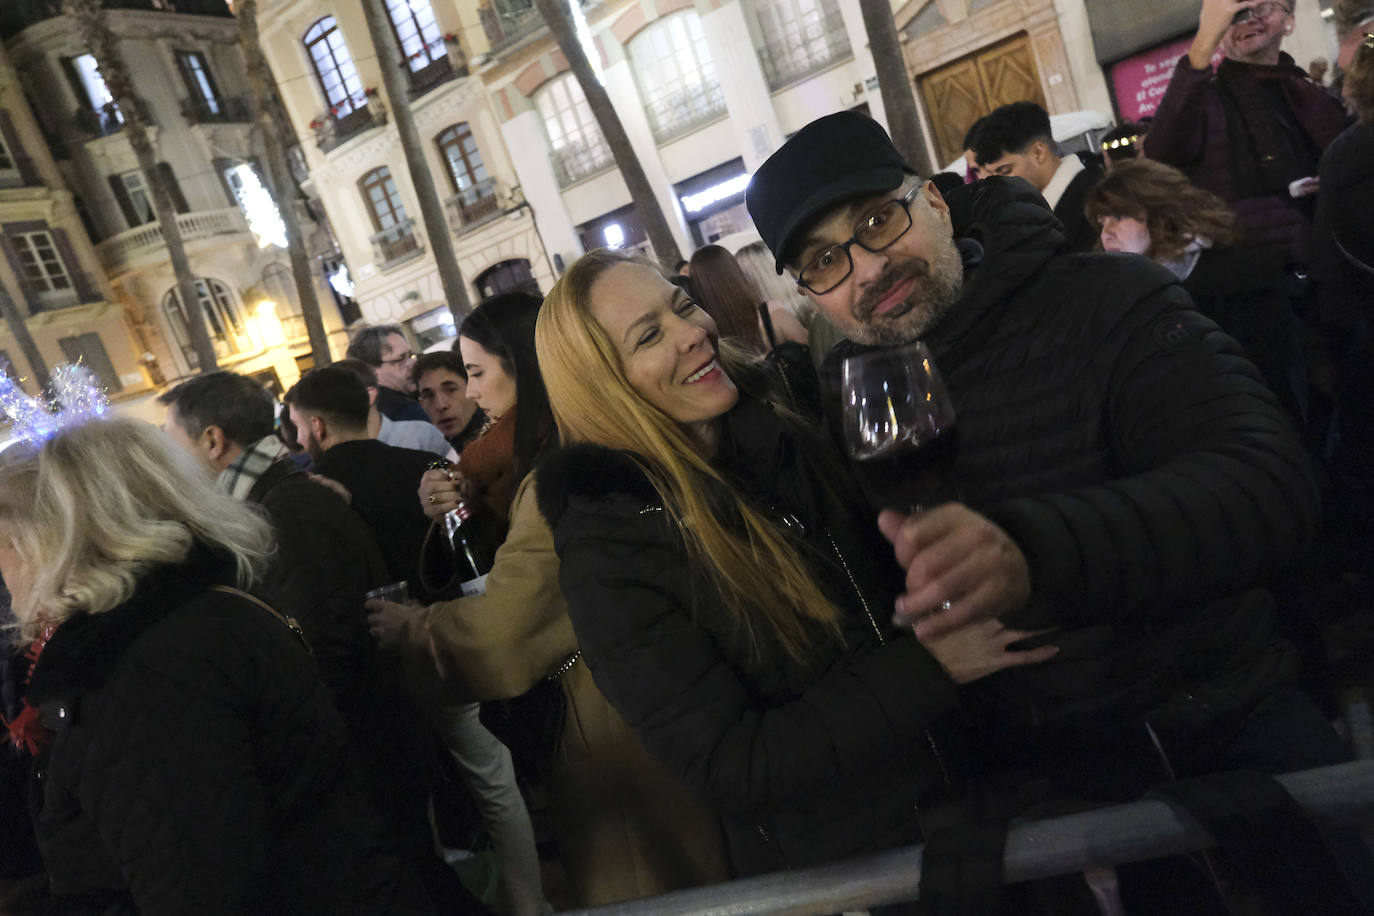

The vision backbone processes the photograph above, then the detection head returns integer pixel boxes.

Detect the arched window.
[162,278,245,364]
[436,123,488,193]
[303,17,365,120]
[628,12,725,143]
[359,167,420,265]
[384,0,444,74]
[743,0,852,90]
[358,166,407,231]
[536,74,612,188]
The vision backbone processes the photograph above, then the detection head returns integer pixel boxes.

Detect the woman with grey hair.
[0,417,440,914]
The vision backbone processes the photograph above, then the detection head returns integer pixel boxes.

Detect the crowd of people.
[1,0,1372,913]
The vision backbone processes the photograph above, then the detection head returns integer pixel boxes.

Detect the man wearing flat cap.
[745,112,1361,814]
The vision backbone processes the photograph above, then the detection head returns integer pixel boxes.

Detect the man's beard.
[846,238,964,346]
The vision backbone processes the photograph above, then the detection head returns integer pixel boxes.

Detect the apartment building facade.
[1,0,350,395]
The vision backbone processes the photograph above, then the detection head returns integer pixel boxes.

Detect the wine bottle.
[443,499,495,596]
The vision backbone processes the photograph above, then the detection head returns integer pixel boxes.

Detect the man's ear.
[310,415,328,446]
[366,386,379,407]
[922,180,953,232]
[202,425,229,462]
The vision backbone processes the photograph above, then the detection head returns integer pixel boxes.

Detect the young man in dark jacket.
[747,110,1353,786]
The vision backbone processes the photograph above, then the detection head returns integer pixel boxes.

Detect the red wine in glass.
[840,342,958,511]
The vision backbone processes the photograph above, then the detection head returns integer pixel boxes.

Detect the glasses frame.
[378,350,417,367]
[1231,2,1291,25]
[796,184,924,296]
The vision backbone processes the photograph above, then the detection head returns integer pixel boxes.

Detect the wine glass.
[840,342,957,509]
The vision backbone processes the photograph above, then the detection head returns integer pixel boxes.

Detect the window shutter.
[49,228,100,304]
[107,174,138,227]
[0,111,38,186]
[155,162,189,214]
[0,233,39,312]
[59,57,91,110]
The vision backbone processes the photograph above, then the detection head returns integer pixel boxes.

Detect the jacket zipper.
[824,526,951,787]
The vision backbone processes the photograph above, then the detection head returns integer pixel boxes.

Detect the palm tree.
[236,0,333,366]
[530,0,683,266]
[857,0,933,175]
[64,0,218,372]
[359,0,473,324]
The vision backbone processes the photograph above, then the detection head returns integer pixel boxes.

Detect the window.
[359,166,407,231]
[384,0,444,74]
[629,13,725,143]
[12,231,72,295]
[63,54,124,136]
[0,128,14,172]
[475,258,539,300]
[162,278,245,362]
[224,162,287,249]
[115,171,156,226]
[436,123,489,193]
[58,333,122,392]
[176,50,223,117]
[536,74,612,187]
[744,0,852,90]
[303,17,365,120]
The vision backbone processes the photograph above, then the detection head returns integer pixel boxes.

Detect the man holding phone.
[1145,0,1350,268]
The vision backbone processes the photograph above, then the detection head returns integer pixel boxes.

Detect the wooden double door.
[918,33,1046,166]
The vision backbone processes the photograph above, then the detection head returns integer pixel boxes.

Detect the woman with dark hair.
[1085,158,1298,414]
[367,292,731,907]
[688,244,807,355]
[533,249,1055,878]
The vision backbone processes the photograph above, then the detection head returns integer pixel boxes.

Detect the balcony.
[181,93,253,126]
[1,0,232,37]
[551,138,614,188]
[370,219,424,270]
[755,8,854,91]
[645,82,727,144]
[96,207,250,275]
[444,178,504,235]
[72,104,127,141]
[480,3,543,54]
[407,44,468,99]
[310,99,386,154]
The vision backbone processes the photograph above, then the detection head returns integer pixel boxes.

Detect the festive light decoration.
[0,362,109,447]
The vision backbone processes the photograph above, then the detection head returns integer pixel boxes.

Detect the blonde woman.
[532,249,1055,876]
[0,418,436,914]
[735,240,843,367]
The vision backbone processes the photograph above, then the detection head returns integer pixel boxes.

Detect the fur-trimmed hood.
[535,443,662,533]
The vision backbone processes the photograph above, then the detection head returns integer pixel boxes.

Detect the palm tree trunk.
[531,0,683,266]
[0,282,50,392]
[65,0,218,373]
[359,0,473,325]
[237,0,333,367]
[857,0,933,175]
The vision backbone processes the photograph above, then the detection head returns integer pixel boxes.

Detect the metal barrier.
[563,760,1374,916]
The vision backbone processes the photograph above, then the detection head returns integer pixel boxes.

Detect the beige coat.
[415,475,731,906]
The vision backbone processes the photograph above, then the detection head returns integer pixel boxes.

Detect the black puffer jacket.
[16,545,435,915]
[823,178,1316,766]
[536,395,960,876]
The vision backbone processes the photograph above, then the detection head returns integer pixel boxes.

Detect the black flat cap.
[746,111,914,274]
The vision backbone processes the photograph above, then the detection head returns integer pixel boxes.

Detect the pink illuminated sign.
[1109,35,1221,122]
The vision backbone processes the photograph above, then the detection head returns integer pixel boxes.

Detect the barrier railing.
[562,761,1374,915]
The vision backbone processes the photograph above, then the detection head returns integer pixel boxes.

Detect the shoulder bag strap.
[209,584,311,653]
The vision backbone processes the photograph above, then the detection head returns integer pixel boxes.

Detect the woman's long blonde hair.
[536,249,840,662]
[0,417,273,640]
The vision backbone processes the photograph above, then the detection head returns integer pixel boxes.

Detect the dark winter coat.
[1144,52,1350,265]
[15,544,435,915]
[314,438,436,591]
[536,395,961,876]
[1052,152,1106,254]
[376,385,430,424]
[247,456,441,877]
[822,177,1315,774]
[1312,120,1374,330]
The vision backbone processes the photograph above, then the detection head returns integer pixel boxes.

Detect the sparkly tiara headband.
[0,363,110,446]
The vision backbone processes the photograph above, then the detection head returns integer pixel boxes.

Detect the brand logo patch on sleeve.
[1153,320,1192,349]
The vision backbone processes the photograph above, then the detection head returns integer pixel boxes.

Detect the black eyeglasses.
[379,351,417,366]
[796,185,923,295]
[1231,1,1291,24]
